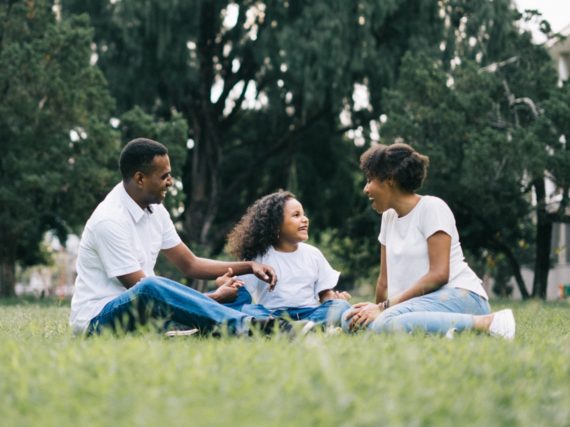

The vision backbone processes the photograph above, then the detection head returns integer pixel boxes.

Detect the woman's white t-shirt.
[379,195,487,300]
[240,243,340,309]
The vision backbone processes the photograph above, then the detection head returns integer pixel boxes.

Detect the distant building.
[15,233,78,298]
[547,24,570,84]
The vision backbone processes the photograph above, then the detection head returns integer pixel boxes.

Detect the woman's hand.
[250,261,277,290]
[346,302,382,331]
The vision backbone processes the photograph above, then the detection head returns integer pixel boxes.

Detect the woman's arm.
[388,231,450,306]
[347,233,450,331]
[375,245,388,304]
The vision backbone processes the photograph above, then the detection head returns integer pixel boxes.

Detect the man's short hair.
[119,138,168,181]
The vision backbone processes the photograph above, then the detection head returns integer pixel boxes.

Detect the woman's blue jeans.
[86,277,253,335]
[341,287,491,335]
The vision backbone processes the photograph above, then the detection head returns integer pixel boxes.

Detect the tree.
[380,4,570,299]
[0,1,118,297]
[61,0,447,258]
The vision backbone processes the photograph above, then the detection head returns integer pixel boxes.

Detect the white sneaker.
[445,328,457,340]
[165,328,199,337]
[325,326,343,336]
[301,321,318,336]
[489,309,516,340]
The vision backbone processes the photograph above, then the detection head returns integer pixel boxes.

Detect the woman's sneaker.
[489,309,516,340]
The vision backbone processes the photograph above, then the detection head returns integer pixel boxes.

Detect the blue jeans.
[341,287,490,335]
[87,277,253,335]
[241,299,351,326]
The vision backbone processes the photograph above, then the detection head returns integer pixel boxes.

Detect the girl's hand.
[250,261,277,290]
[215,268,244,288]
[210,282,241,303]
[319,289,352,302]
[346,302,381,331]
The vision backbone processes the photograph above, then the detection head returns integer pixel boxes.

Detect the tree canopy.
[1,0,568,299]
[0,0,118,296]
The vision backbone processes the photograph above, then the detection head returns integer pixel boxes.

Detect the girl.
[343,143,516,339]
[225,191,351,328]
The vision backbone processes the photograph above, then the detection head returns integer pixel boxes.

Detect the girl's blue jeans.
[341,287,491,335]
[240,298,351,327]
[86,276,254,335]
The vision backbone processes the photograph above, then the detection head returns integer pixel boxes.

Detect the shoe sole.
[165,328,199,337]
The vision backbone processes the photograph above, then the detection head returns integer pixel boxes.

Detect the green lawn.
[0,299,569,427]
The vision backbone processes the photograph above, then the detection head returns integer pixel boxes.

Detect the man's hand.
[345,302,381,331]
[250,261,277,290]
[319,289,352,302]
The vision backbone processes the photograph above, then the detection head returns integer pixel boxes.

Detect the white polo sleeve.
[157,205,182,250]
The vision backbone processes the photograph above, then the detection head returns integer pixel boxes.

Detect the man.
[70,138,283,336]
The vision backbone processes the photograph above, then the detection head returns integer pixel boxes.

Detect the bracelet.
[378,299,390,310]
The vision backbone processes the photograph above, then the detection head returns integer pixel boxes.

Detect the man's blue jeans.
[240,298,351,327]
[341,287,490,335]
[87,277,253,335]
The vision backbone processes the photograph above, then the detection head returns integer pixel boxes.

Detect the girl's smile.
[275,198,309,252]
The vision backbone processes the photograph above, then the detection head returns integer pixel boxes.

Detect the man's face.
[141,155,173,206]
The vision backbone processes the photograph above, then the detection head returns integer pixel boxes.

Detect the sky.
[515,0,570,43]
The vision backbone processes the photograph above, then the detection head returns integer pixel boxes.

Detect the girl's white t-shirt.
[379,195,488,300]
[240,243,340,309]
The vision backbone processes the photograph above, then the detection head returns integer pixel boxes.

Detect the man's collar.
[119,182,148,223]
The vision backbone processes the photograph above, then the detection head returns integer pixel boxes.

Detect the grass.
[0,299,569,427]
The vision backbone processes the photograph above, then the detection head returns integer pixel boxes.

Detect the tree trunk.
[493,239,530,299]
[0,259,16,298]
[532,177,552,299]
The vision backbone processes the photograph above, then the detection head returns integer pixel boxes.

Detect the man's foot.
[489,309,516,340]
[250,317,295,337]
[164,328,199,337]
[300,320,318,336]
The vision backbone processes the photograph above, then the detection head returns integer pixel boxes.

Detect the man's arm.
[162,243,277,287]
[117,270,146,289]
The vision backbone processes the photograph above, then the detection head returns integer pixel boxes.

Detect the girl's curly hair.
[226,190,295,260]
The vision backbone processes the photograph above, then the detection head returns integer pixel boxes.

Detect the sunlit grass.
[0,300,568,426]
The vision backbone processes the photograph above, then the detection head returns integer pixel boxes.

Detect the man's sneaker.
[489,309,516,340]
[300,321,318,336]
[445,328,457,340]
[164,328,199,337]
[250,317,295,337]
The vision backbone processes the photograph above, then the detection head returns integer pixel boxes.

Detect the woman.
[343,143,515,339]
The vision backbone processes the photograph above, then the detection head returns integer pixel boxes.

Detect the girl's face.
[364,177,394,213]
[278,198,309,245]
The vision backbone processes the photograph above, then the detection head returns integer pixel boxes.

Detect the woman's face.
[363,177,394,213]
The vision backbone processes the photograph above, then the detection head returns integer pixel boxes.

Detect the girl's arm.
[387,231,450,306]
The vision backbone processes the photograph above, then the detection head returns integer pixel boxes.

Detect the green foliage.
[0,1,118,295]
[0,300,569,426]
[61,0,446,256]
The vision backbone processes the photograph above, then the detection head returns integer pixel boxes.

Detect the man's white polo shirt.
[69,182,181,334]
